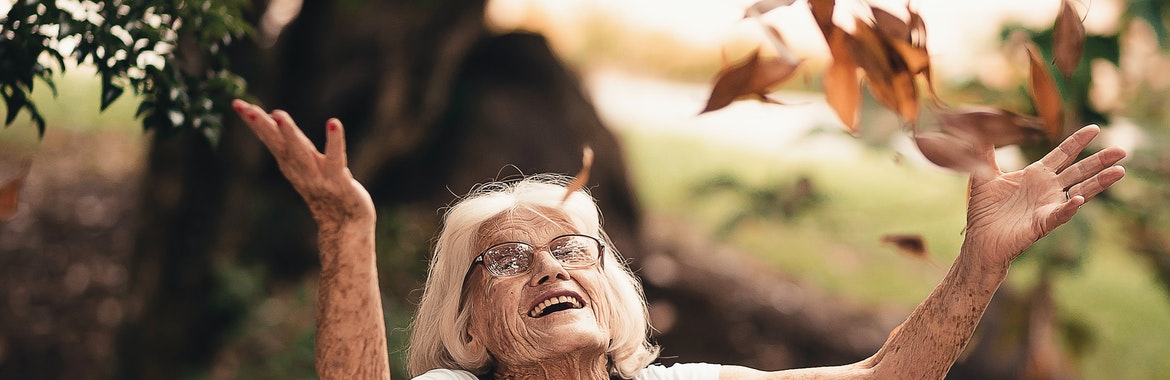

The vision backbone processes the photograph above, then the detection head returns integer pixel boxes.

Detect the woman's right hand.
[232,99,375,229]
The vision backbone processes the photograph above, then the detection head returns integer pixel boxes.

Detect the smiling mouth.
[528,295,585,318]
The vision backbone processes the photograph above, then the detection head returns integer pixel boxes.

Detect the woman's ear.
[465,328,484,353]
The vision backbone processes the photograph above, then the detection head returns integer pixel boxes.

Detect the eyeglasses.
[464,234,605,280]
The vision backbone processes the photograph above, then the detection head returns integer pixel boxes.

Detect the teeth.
[528,295,583,317]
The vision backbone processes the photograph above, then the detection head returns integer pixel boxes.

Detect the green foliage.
[1127,0,1170,47]
[0,0,253,142]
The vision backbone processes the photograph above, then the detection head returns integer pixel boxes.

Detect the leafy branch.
[0,0,253,142]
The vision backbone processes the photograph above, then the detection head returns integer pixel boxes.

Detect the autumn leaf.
[937,107,1047,147]
[848,17,923,124]
[700,49,801,114]
[913,130,993,175]
[822,27,861,133]
[1053,0,1086,78]
[0,162,31,220]
[744,0,797,18]
[906,7,943,105]
[1027,46,1064,142]
[880,234,937,266]
[808,0,836,39]
[562,146,594,204]
[870,6,910,42]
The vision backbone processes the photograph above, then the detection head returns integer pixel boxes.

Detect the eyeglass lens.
[483,235,599,277]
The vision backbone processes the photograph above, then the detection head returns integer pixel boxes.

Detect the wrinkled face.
[463,208,610,366]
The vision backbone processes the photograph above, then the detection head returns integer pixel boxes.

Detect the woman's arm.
[233,100,391,379]
[722,125,1126,380]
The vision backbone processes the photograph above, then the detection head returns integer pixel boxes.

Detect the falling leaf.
[906,7,943,105]
[1027,46,1064,142]
[808,0,836,39]
[937,107,1047,147]
[744,0,797,18]
[562,146,594,204]
[0,162,31,220]
[822,27,861,133]
[870,6,910,43]
[890,71,919,123]
[880,234,933,261]
[1052,0,1085,78]
[849,17,922,124]
[701,49,801,114]
[913,131,992,175]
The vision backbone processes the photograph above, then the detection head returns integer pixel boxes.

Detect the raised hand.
[232,99,375,228]
[965,125,1126,269]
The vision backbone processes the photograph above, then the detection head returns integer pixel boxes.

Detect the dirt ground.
[0,129,147,379]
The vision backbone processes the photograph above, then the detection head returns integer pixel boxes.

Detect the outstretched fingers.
[1039,125,1100,172]
[233,99,284,150]
[1067,165,1126,202]
[1057,146,1127,189]
[271,110,323,178]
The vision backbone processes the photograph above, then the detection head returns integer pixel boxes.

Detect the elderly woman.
[231,99,1126,379]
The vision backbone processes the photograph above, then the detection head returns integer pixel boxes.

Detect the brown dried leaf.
[1027,46,1064,142]
[888,39,929,75]
[891,71,919,123]
[823,27,861,134]
[702,51,760,114]
[849,18,894,80]
[906,7,943,105]
[745,0,798,18]
[913,131,992,175]
[808,0,836,39]
[870,6,910,43]
[562,146,594,204]
[0,162,30,220]
[1053,0,1085,78]
[938,107,1047,147]
[701,49,801,114]
[880,234,931,260]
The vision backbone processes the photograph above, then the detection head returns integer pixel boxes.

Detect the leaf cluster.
[0,0,253,141]
[705,0,1094,176]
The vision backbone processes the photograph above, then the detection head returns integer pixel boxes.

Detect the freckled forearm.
[315,220,390,379]
[868,238,1008,379]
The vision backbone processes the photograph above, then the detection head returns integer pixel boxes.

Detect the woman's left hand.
[964,125,1126,270]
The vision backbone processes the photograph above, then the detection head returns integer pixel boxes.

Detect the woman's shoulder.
[635,362,721,380]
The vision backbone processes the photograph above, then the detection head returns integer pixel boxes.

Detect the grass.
[619,127,1170,379]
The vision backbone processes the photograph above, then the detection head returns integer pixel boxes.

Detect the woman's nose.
[528,249,571,286]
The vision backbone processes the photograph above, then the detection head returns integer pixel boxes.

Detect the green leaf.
[4,88,26,125]
[100,75,124,111]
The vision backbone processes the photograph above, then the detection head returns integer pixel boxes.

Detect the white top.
[413,362,721,380]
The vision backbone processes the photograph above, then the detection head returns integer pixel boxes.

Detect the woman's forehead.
[475,208,577,246]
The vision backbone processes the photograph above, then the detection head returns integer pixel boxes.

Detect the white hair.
[407,174,659,378]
